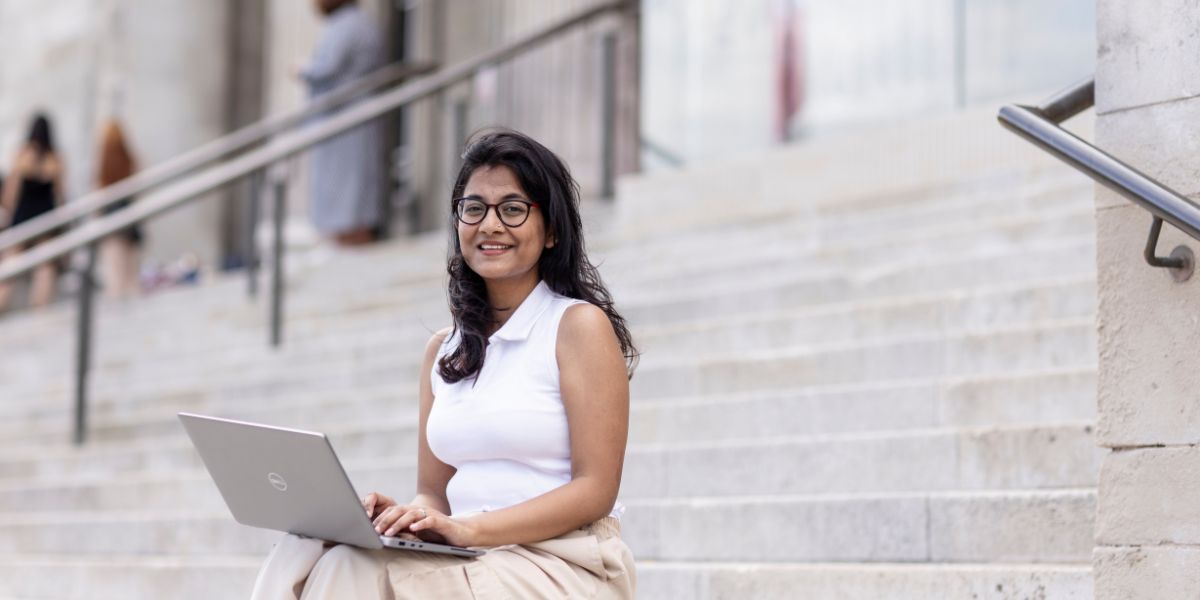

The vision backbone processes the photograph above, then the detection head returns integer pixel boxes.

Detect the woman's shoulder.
[423,326,455,363]
[425,327,453,352]
[557,303,613,343]
[17,150,62,177]
[11,148,35,171]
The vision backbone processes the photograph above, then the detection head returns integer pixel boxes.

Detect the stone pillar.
[104,0,233,269]
[1093,2,1200,598]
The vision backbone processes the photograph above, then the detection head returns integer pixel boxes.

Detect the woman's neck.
[486,273,540,331]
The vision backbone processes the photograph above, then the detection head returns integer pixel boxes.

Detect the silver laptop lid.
[178,413,383,550]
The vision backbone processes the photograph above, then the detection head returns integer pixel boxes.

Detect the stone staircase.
[0,109,1099,598]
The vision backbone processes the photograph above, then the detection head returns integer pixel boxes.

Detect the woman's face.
[457,165,553,287]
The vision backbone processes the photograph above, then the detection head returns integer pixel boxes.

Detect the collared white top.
[427,281,624,519]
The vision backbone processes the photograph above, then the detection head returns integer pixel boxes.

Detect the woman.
[0,113,66,312]
[251,130,639,599]
[298,0,385,247]
[96,119,143,300]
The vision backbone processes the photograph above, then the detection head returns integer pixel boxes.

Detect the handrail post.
[600,30,618,199]
[73,242,98,445]
[247,170,261,299]
[269,169,287,348]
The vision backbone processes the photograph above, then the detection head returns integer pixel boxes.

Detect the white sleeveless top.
[427,281,624,519]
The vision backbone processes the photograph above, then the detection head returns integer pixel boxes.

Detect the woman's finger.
[383,507,427,537]
[363,492,396,518]
[408,511,455,546]
[372,505,404,532]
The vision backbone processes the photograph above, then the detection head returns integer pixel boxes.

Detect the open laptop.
[178,412,483,557]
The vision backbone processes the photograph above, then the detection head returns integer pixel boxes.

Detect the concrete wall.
[1093,1,1200,598]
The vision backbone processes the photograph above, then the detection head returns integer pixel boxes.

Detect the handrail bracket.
[1145,216,1195,282]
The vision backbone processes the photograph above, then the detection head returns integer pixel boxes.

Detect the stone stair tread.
[0,557,1094,600]
[0,366,1098,464]
[0,420,1097,494]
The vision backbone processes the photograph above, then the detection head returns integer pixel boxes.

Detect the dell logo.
[267,472,288,491]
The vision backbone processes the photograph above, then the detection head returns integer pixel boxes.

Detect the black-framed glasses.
[453,198,539,227]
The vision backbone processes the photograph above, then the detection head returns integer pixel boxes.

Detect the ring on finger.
[419,508,428,519]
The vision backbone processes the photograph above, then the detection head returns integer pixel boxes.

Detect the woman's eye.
[501,204,527,216]
[463,205,485,216]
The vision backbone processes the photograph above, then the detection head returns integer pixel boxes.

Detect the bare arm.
[411,328,457,512]
[50,156,65,207]
[406,304,630,547]
[2,152,24,217]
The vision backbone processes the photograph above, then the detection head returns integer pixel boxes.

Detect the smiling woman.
[250,129,640,600]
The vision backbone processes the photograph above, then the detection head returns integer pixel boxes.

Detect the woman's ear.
[545,234,556,249]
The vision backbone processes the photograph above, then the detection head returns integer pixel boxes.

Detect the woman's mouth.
[478,243,513,256]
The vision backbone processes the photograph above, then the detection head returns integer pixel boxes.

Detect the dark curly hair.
[438,129,637,384]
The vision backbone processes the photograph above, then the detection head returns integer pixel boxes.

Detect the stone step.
[0,422,1099,511]
[0,300,1099,417]
[633,318,1096,398]
[0,166,1086,350]
[0,266,1098,404]
[0,368,1097,479]
[624,489,1096,563]
[0,554,261,600]
[0,209,1098,392]
[0,269,1097,420]
[0,210,1098,390]
[0,556,1094,600]
[601,202,1095,286]
[621,237,1095,326]
[0,190,1094,354]
[614,162,1087,242]
[636,561,1093,599]
[634,276,1095,359]
[100,220,1099,379]
[0,489,1095,562]
[4,321,1099,456]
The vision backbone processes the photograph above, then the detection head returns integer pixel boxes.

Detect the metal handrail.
[998,77,1200,279]
[0,0,629,284]
[0,61,436,256]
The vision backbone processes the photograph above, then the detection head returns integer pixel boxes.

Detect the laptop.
[178,412,483,557]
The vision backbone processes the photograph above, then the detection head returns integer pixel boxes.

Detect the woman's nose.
[479,207,505,232]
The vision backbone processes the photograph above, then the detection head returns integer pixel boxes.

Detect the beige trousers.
[250,517,635,599]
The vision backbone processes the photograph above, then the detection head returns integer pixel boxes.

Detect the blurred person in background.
[96,119,143,300]
[0,113,66,311]
[297,0,386,247]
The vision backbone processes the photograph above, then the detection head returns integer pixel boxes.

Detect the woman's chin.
[471,264,537,285]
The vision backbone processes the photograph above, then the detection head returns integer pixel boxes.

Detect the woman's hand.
[371,503,479,548]
[362,492,397,519]
[408,507,480,548]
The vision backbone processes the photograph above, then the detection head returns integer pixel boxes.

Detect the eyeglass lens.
[456,199,532,227]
